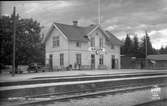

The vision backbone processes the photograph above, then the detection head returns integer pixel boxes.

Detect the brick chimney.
[73,20,78,26]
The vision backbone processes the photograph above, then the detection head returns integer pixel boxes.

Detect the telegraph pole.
[98,0,101,25]
[145,30,148,68]
[145,31,148,59]
[12,6,16,76]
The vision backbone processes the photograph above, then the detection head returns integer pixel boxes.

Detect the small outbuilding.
[147,54,167,69]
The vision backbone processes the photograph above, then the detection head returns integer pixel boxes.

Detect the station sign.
[88,47,105,55]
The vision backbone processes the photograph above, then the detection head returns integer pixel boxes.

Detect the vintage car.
[27,63,49,73]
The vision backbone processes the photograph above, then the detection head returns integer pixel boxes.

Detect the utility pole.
[145,30,148,68]
[98,0,101,25]
[12,6,16,76]
[145,30,148,59]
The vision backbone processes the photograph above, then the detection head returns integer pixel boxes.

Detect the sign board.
[88,47,105,55]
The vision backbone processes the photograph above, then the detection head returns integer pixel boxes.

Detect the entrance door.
[91,54,95,69]
[76,54,81,70]
[49,54,53,71]
[112,55,115,69]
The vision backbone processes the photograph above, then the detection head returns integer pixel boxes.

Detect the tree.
[159,46,167,54]
[132,35,139,57]
[0,14,45,67]
[121,34,133,56]
[139,32,154,58]
[0,16,13,65]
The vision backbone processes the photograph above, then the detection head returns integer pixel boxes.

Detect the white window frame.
[76,42,81,47]
[53,36,60,48]
[111,43,114,49]
[90,37,95,47]
[99,38,103,48]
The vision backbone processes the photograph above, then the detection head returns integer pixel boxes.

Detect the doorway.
[49,54,53,71]
[91,54,95,69]
[111,55,115,69]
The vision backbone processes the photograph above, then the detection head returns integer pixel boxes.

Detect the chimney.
[73,20,78,26]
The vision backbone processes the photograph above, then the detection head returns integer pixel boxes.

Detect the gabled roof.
[105,31,123,45]
[55,22,97,42]
[147,54,167,61]
[43,22,123,46]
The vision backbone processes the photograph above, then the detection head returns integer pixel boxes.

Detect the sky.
[1,0,167,49]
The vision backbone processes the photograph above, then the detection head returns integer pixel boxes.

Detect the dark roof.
[147,54,167,60]
[105,31,123,45]
[54,22,97,42]
[44,22,123,46]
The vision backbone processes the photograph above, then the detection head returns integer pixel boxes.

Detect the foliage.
[159,46,167,54]
[121,34,133,56]
[0,14,45,66]
[121,32,159,58]
[132,36,140,57]
[0,16,13,65]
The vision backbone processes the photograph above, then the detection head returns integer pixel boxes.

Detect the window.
[90,37,95,47]
[53,36,59,48]
[112,55,115,59]
[60,53,64,66]
[99,54,104,65]
[99,38,103,48]
[96,32,98,35]
[76,54,81,65]
[111,43,114,49]
[76,42,81,47]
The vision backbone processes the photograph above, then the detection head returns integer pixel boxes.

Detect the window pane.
[53,36,59,48]
[111,43,114,49]
[91,37,95,47]
[99,38,103,48]
[76,42,81,47]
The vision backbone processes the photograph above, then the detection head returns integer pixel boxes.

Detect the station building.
[43,21,123,70]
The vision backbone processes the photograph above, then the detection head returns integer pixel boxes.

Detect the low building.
[147,54,167,69]
[43,21,123,70]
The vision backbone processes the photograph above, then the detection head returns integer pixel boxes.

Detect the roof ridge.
[54,22,97,29]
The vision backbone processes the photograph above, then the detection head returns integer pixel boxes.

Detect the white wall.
[45,26,121,69]
[87,28,121,69]
[45,26,69,68]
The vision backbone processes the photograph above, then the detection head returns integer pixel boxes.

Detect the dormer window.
[76,42,81,47]
[53,36,59,48]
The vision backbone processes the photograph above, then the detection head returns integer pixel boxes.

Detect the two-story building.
[43,21,123,70]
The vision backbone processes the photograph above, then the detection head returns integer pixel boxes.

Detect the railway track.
[1,73,167,106]
[4,83,167,106]
[1,71,167,87]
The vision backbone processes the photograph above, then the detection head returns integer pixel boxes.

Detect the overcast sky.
[1,0,167,49]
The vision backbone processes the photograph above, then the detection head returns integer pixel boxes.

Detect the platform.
[0,69,167,82]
